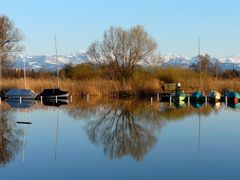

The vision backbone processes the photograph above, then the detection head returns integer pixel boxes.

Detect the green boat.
[173,91,187,102]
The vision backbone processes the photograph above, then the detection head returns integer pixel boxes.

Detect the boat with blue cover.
[5,88,37,100]
[225,90,240,103]
[190,91,204,102]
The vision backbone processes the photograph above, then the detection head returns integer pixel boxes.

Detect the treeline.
[5,62,240,81]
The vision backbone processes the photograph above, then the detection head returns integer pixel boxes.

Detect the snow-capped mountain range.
[14,50,240,71]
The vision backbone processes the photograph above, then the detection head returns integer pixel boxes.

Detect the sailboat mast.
[198,36,201,91]
[55,34,59,88]
[23,58,27,89]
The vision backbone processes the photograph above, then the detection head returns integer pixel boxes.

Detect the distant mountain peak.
[14,51,240,71]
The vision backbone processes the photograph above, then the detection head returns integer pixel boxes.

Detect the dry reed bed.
[2,77,240,97]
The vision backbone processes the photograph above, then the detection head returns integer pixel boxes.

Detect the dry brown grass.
[2,77,122,97]
[2,76,240,97]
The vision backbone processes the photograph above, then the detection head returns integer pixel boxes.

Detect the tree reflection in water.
[0,105,22,166]
[85,101,160,161]
[67,98,213,161]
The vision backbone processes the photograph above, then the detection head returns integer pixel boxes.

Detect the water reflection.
[0,98,230,165]
[85,101,159,161]
[0,104,23,166]
[65,99,214,161]
[6,99,37,109]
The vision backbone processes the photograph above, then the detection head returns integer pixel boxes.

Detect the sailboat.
[5,58,37,100]
[38,35,69,100]
[191,36,205,103]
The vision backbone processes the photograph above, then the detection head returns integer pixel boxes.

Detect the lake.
[0,98,240,180]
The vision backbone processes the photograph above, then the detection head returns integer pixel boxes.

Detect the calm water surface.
[0,99,240,180]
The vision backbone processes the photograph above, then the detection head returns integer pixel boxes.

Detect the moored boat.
[5,88,37,100]
[208,90,221,102]
[225,90,240,104]
[38,88,69,100]
[173,91,186,102]
[190,91,204,102]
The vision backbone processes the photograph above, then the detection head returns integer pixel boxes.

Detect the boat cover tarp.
[190,91,204,99]
[39,88,68,97]
[208,91,221,98]
[5,88,37,98]
[226,91,240,99]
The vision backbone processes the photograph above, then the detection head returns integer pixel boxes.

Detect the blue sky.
[1,0,240,57]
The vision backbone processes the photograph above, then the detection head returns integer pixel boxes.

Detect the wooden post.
[188,96,190,107]
[55,96,58,103]
[20,97,22,104]
[70,95,73,102]
[87,94,89,102]
[0,97,1,105]
[205,96,208,107]
[40,96,43,104]
[225,96,228,106]
[151,97,153,105]
[157,94,160,102]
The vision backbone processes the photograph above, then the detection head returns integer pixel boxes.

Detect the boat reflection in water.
[174,100,186,109]
[209,102,221,110]
[6,99,37,109]
[191,101,205,109]
[227,102,240,109]
[41,99,69,107]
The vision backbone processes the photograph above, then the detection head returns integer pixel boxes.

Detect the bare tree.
[0,15,24,91]
[0,15,23,67]
[88,25,157,87]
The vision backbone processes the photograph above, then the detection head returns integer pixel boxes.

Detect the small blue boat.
[225,90,240,103]
[190,91,204,102]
